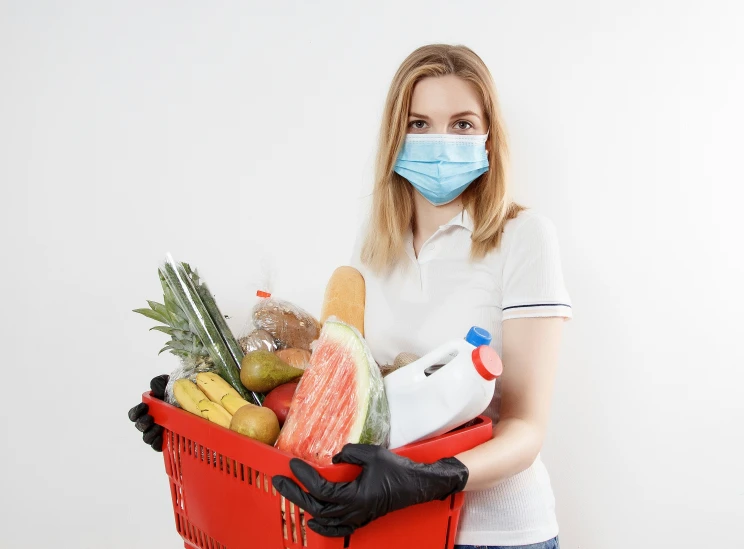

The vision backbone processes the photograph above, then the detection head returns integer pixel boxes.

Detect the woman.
[130,44,571,549]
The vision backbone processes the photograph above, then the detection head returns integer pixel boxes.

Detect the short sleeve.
[502,214,572,321]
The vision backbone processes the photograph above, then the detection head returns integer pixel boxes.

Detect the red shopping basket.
[144,392,492,549]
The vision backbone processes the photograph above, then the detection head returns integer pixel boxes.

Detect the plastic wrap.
[275,348,312,370]
[275,317,390,465]
[164,356,215,406]
[238,328,277,355]
[252,294,321,351]
[379,352,421,377]
[159,254,261,406]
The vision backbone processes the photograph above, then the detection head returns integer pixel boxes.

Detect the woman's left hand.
[271,444,469,537]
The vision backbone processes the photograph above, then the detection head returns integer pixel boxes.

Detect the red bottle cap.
[256,290,271,298]
[472,346,503,381]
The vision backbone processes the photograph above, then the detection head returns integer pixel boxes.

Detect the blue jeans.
[455,536,559,549]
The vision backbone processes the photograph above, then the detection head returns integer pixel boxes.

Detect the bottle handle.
[403,340,464,378]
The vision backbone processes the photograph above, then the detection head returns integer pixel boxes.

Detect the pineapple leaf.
[162,283,190,330]
[147,300,170,320]
[182,262,200,285]
[158,343,188,358]
[150,325,175,336]
[167,340,189,351]
[133,307,168,324]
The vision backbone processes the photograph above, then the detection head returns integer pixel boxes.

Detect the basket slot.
[165,431,185,511]
[175,433,184,479]
[170,479,180,509]
[289,498,297,544]
[290,501,298,545]
[279,495,308,548]
[280,496,287,540]
[176,513,226,549]
[301,509,307,547]
[444,515,453,549]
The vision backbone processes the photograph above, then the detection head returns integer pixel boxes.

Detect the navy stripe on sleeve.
[502,303,572,311]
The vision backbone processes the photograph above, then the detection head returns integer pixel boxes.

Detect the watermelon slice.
[275,318,390,465]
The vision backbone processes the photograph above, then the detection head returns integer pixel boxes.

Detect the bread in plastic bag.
[252,294,321,351]
[275,317,390,465]
[238,328,277,355]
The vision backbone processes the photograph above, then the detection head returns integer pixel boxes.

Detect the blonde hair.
[361,44,523,273]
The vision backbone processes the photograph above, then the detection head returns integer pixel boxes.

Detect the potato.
[275,348,311,370]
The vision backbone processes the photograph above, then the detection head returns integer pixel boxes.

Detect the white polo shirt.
[351,208,572,546]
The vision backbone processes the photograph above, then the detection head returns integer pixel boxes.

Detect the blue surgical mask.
[393,133,489,206]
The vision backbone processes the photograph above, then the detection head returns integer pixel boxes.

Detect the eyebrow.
[408,110,482,120]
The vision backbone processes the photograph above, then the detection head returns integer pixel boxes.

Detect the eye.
[455,120,474,130]
[408,120,428,130]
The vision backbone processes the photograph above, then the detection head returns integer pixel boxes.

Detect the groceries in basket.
[276,318,390,465]
[384,326,503,448]
[262,381,299,426]
[133,254,262,407]
[172,373,281,444]
[135,258,501,460]
[274,348,311,369]
[240,350,304,393]
[253,291,321,350]
[320,266,366,335]
[237,328,277,355]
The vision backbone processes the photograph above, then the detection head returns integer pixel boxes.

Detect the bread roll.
[275,348,312,370]
[253,299,321,351]
[320,266,365,335]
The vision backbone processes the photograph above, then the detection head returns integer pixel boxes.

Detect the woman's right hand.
[128,374,169,452]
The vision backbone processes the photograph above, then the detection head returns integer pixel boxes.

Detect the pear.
[230,405,281,445]
[240,350,304,393]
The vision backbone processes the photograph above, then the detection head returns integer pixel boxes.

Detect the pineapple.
[134,272,214,403]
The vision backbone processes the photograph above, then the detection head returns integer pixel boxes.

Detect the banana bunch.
[173,372,253,428]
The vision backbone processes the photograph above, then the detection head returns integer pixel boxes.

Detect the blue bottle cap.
[465,326,492,347]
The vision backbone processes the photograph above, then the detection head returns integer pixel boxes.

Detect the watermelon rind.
[275,317,390,463]
[322,318,390,448]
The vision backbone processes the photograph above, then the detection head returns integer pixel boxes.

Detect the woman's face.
[407,75,486,135]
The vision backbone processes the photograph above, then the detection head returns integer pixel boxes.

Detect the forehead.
[409,75,483,116]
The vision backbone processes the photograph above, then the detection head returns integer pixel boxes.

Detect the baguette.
[320,266,366,335]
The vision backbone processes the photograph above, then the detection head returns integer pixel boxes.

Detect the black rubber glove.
[272,444,469,537]
[128,374,169,452]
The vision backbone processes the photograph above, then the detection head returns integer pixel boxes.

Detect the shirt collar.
[403,209,474,261]
[441,209,474,233]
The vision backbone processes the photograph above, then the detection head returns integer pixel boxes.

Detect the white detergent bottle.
[384,326,503,449]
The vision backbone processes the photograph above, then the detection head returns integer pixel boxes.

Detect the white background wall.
[2,1,742,548]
